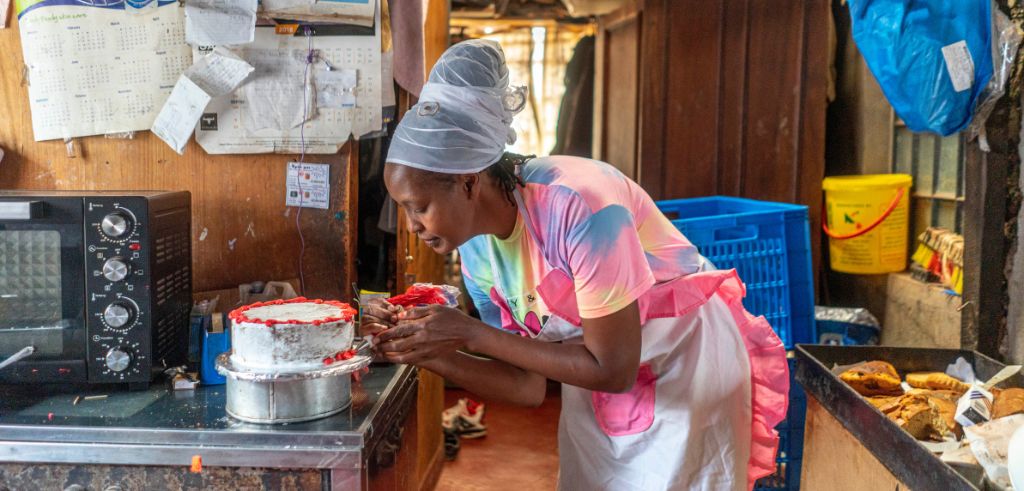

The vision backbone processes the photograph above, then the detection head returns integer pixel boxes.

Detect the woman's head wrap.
[386,39,527,174]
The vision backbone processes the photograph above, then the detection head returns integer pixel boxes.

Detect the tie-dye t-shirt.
[458,156,701,333]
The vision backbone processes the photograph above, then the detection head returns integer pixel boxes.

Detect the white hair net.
[386,39,527,174]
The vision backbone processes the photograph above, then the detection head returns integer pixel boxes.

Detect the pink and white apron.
[484,190,789,491]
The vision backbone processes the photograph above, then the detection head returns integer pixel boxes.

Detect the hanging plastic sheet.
[848,0,994,136]
[967,3,1023,151]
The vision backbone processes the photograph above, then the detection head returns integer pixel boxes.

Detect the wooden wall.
[595,0,831,279]
[594,8,641,179]
[0,18,358,300]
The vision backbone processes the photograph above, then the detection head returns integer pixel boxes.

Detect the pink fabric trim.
[679,270,789,490]
[535,268,583,326]
[591,364,658,436]
[488,286,529,337]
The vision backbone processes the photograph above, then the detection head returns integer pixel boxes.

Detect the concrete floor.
[436,387,562,490]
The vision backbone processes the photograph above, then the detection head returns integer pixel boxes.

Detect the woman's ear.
[460,173,480,198]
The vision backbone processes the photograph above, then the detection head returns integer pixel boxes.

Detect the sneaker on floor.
[441,397,487,438]
[460,398,485,425]
[441,402,461,432]
[443,428,461,461]
[452,414,487,439]
[442,398,485,428]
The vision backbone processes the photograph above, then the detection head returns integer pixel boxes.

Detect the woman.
[364,39,788,491]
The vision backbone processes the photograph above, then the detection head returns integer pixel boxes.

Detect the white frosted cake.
[228,297,357,371]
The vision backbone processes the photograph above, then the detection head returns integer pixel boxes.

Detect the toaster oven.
[0,191,191,388]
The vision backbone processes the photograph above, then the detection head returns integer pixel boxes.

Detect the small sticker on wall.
[200,113,218,131]
[941,40,975,93]
[286,162,330,210]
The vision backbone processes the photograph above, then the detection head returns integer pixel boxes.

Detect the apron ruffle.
[639,270,789,490]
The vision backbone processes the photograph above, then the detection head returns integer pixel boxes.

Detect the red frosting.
[229,297,357,326]
[386,285,448,308]
[323,349,357,365]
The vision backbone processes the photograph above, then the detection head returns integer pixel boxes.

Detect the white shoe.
[441,398,486,439]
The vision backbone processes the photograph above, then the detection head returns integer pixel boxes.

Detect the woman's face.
[384,163,477,254]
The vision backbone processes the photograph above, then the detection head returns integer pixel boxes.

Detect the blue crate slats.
[655,196,816,348]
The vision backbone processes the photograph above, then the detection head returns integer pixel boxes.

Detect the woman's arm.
[376,301,642,394]
[418,352,549,407]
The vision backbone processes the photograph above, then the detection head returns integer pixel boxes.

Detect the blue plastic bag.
[848,0,993,136]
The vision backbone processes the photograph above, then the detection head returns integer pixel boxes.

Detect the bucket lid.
[822,174,913,191]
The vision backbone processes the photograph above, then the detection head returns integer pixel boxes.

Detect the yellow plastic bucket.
[822,174,913,274]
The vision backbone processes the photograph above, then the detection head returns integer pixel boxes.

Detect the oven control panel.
[83,198,151,383]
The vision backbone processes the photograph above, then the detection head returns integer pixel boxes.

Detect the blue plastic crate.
[655,196,816,348]
[755,357,806,490]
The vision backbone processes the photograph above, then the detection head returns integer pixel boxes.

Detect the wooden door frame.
[593,0,643,180]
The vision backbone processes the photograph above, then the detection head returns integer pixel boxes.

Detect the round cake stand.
[216,346,374,424]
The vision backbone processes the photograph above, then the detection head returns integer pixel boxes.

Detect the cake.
[228,297,357,371]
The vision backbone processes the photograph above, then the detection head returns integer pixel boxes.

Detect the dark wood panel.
[603,0,829,289]
[636,0,669,195]
[415,370,445,491]
[962,113,1011,357]
[629,0,827,207]
[741,0,804,202]
[662,0,723,199]
[717,0,750,197]
[0,22,356,299]
[601,15,640,179]
[797,0,831,283]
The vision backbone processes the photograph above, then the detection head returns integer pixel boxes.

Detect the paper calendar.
[194,2,382,154]
[17,0,192,141]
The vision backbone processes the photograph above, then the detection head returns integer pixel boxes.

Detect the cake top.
[229,297,357,326]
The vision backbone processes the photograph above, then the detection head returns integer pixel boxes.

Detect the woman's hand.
[360,298,401,337]
[374,305,480,365]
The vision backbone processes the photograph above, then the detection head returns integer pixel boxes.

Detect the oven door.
[0,197,87,382]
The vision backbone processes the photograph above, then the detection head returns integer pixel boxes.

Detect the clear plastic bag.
[815,306,881,346]
[967,2,1023,151]
[386,283,461,308]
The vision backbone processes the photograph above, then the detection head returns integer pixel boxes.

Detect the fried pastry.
[840,361,904,396]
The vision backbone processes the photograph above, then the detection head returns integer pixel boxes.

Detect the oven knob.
[102,257,131,282]
[104,348,132,372]
[103,302,135,329]
[101,212,132,238]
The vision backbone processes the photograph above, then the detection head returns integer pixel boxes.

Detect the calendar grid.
[19,2,192,141]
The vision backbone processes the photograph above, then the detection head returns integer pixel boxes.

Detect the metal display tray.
[795,345,1024,491]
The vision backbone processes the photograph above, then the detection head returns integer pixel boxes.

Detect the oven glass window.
[0,230,65,355]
